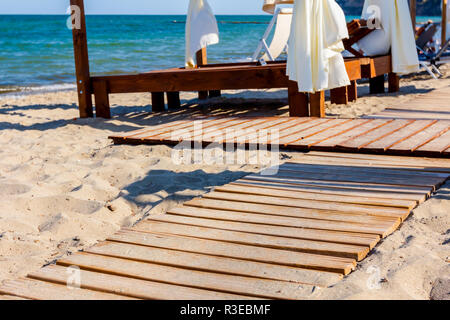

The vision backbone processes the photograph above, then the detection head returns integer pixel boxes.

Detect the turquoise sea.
[0,15,441,95]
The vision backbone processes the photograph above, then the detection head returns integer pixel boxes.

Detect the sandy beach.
[0,65,449,300]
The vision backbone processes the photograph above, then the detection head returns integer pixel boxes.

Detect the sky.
[0,0,266,15]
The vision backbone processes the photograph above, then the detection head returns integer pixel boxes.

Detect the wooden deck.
[365,85,450,120]
[109,117,450,158]
[1,152,449,300]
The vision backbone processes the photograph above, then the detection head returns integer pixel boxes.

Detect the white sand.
[0,66,449,299]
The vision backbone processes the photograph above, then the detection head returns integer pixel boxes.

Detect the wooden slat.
[169,206,401,236]
[301,153,450,175]
[0,278,134,300]
[294,154,450,175]
[29,265,251,300]
[187,197,399,224]
[270,169,439,190]
[279,163,447,186]
[416,130,450,156]
[0,295,28,300]
[299,119,371,147]
[388,121,450,153]
[281,119,350,146]
[110,118,450,157]
[108,230,357,275]
[312,119,392,148]
[337,119,414,150]
[207,188,409,217]
[218,181,416,209]
[132,221,370,260]
[236,178,426,202]
[86,241,343,287]
[306,151,450,169]
[58,252,315,299]
[243,175,432,197]
[150,212,380,245]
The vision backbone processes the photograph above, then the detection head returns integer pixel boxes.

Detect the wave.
[0,83,77,98]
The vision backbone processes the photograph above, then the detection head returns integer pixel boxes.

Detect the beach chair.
[415,23,445,79]
[342,19,375,57]
[252,7,293,62]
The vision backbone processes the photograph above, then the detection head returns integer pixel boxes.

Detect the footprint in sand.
[0,183,31,196]
[29,196,103,215]
[38,213,64,232]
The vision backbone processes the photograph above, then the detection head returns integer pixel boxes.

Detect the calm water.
[0,15,441,95]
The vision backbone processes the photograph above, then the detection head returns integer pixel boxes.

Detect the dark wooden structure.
[70,0,400,119]
[2,153,449,299]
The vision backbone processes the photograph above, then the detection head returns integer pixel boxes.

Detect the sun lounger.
[252,7,293,62]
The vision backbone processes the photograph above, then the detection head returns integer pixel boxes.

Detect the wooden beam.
[369,75,385,94]
[443,0,448,45]
[288,81,309,117]
[310,91,325,118]
[410,0,416,30]
[330,86,349,105]
[92,65,289,94]
[151,92,165,112]
[348,80,358,102]
[166,92,181,109]
[93,80,111,118]
[196,48,209,100]
[70,0,93,118]
[388,73,400,93]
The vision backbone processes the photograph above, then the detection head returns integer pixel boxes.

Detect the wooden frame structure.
[70,0,401,119]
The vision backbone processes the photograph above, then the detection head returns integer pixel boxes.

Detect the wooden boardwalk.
[364,86,450,120]
[109,117,450,158]
[1,152,449,300]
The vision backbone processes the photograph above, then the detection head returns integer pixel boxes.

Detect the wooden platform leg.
[288,81,309,117]
[369,75,385,94]
[209,90,222,98]
[151,92,165,112]
[310,91,325,118]
[330,86,348,105]
[70,0,93,118]
[348,80,358,102]
[388,73,400,93]
[166,92,181,109]
[196,48,209,100]
[93,81,111,119]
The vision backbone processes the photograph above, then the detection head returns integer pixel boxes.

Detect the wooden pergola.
[70,0,407,119]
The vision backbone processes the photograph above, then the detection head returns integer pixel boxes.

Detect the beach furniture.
[68,0,416,119]
[252,7,293,62]
[2,153,449,299]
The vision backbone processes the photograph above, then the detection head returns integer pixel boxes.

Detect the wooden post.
[369,75,385,94]
[388,73,400,93]
[443,0,448,46]
[410,0,416,30]
[310,91,325,118]
[348,80,358,102]
[288,81,309,117]
[309,91,325,118]
[166,92,181,109]
[330,86,349,105]
[70,0,93,118]
[196,48,209,100]
[93,81,111,118]
[151,92,165,112]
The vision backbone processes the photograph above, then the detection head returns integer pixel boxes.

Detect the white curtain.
[287,0,350,93]
[358,0,419,74]
[185,0,219,68]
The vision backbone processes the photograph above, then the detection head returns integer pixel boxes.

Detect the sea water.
[0,15,441,95]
